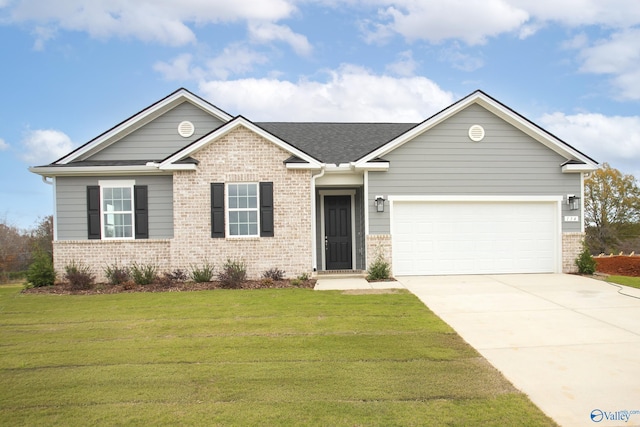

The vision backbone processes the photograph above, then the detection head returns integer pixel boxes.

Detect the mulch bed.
[22,279,316,295]
[595,256,640,277]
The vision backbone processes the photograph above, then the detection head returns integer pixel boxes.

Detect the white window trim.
[98,180,136,240]
[226,182,260,238]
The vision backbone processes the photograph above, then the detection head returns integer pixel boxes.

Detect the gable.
[86,101,226,162]
[355,90,598,172]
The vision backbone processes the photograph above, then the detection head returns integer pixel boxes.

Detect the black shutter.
[87,186,101,239]
[260,182,274,237]
[134,185,149,239]
[211,183,225,238]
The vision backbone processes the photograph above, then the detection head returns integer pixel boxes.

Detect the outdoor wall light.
[567,194,581,211]
[374,195,386,212]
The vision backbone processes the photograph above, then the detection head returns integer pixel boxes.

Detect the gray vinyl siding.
[55,175,173,240]
[88,102,225,161]
[368,104,582,234]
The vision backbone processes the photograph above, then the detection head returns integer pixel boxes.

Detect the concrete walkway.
[399,274,640,427]
[314,276,404,290]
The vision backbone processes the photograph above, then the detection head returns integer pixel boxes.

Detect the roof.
[257,122,418,164]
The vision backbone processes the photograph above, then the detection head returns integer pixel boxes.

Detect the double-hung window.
[100,180,135,239]
[87,181,148,240]
[227,183,259,237]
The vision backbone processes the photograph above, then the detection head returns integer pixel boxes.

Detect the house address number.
[564,216,579,222]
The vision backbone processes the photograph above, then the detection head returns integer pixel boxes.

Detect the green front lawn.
[605,275,640,289]
[0,285,555,426]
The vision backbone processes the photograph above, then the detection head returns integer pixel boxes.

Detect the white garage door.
[392,200,559,276]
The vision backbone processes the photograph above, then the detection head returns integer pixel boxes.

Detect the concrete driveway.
[398,274,640,427]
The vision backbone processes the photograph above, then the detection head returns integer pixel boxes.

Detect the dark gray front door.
[324,195,352,270]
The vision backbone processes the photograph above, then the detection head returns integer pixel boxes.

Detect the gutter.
[310,167,326,272]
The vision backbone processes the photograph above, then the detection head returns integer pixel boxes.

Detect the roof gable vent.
[468,124,485,142]
[178,121,195,138]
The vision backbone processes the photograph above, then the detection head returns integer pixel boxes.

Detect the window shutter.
[134,185,149,239]
[260,182,274,237]
[87,186,101,239]
[211,183,225,238]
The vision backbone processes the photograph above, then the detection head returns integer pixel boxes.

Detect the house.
[30,88,598,281]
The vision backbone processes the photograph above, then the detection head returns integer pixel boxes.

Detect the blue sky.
[2,0,640,229]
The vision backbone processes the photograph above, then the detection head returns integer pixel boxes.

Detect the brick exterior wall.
[365,234,392,275]
[53,240,171,282]
[53,126,313,282]
[171,126,313,279]
[562,232,585,274]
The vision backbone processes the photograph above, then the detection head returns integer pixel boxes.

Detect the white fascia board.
[161,117,322,169]
[352,161,389,171]
[562,163,598,173]
[389,195,563,203]
[285,163,322,170]
[57,89,233,165]
[29,165,169,177]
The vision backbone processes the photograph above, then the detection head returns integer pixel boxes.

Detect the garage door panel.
[392,201,558,275]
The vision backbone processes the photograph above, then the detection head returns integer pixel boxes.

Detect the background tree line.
[585,163,640,254]
[0,215,52,282]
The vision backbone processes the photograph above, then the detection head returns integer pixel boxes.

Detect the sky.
[1,0,640,230]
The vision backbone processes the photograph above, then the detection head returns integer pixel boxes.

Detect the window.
[101,182,134,239]
[227,183,258,236]
[88,181,148,240]
[211,182,273,239]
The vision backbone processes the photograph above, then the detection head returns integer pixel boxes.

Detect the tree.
[584,163,640,253]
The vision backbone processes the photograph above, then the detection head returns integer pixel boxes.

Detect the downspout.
[41,176,58,241]
[311,167,326,272]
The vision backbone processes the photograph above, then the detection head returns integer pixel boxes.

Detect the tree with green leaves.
[584,163,640,253]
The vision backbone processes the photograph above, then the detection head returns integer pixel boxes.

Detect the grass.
[605,275,640,289]
[0,284,555,426]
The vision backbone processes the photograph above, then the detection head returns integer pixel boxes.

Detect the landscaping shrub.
[104,264,131,285]
[158,269,188,287]
[190,262,214,283]
[576,245,597,275]
[262,267,285,281]
[218,259,247,289]
[130,263,158,286]
[64,261,95,291]
[25,249,55,287]
[367,253,391,281]
[291,272,310,287]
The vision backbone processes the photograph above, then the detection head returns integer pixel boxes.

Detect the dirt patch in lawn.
[22,279,316,295]
[595,256,640,277]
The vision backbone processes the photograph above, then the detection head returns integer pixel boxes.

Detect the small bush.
[260,277,275,287]
[64,261,95,290]
[158,269,188,287]
[576,246,597,275]
[26,250,55,287]
[367,254,391,281]
[262,267,285,281]
[130,263,158,286]
[104,264,130,285]
[297,272,310,281]
[218,259,247,289]
[190,262,214,283]
[290,278,302,287]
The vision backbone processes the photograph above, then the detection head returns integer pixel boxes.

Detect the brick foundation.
[365,234,392,275]
[562,232,585,274]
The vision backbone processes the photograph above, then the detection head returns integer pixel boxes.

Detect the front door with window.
[324,195,352,270]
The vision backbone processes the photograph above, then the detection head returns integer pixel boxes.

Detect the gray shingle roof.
[257,122,418,164]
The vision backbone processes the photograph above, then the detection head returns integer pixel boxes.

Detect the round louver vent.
[178,121,195,138]
[468,125,485,142]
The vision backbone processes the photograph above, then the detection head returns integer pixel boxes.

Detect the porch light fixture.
[374,195,386,212]
[567,194,581,211]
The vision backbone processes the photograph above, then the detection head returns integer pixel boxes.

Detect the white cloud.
[366,0,529,45]
[512,0,640,28]
[248,22,312,56]
[6,0,297,47]
[566,28,640,100]
[154,53,204,81]
[20,129,74,165]
[540,111,640,177]
[385,50,418,76]
[198,64,454,122]
[0,138,9,151]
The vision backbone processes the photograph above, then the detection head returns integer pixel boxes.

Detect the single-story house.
[30,88,598,280]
